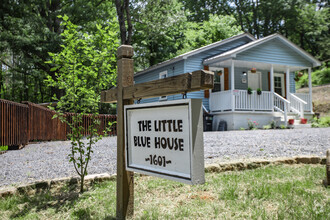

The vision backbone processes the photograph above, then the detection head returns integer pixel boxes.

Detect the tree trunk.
[39,78,44,103]
[115,0,132,45]
[80,175,84,193]
[253,0,260,38]
[23,71,28,101]
[0,67,3,98]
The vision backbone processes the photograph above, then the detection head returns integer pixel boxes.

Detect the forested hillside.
[0,0,329,104]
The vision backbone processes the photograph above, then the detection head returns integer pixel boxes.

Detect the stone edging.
[0,156,326,198]
[0,173,116,198]
[205,156,326,173]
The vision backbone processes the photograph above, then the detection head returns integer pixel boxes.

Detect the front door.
[248,71,262,90]
[274,73,285,97]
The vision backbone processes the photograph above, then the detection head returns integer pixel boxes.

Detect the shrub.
[279,124,288,129]
[311,116,330,128]
[0,146,8,151]
[263,125,271,129]
[296,67,330,89]
[247,119,258,130]
[270,120,276,129]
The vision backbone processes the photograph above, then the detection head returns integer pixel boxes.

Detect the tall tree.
[131,0,187,70]
[182,0,329,61]
[0,0,117,102]
[177,15,242,55]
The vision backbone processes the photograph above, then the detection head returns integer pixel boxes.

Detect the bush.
[0,146,8,151]
[296,67,330,88]
[247,119,258,130]
[311,116,330,128]
[279,124,288,129]
[263,125,271,129]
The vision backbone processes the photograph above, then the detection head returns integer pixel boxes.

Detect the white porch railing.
[209,90,273,112]
[294,93,312,112]
[273,92,290,125]
[234,90,273,111]
[209,90,232,111]
[288,93,307,118]
[209,90,310,121]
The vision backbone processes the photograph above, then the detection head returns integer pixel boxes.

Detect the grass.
[0,164,329,219]
[0,146,8,152]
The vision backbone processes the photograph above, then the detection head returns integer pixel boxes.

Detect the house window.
[248,71,262,90]
[274,73,285,96]
[209,67,224,92]
[159,71,168,100]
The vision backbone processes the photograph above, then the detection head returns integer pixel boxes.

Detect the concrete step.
[292,123,312,129]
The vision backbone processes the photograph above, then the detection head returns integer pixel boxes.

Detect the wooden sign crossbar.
[101,45,213,219]
[101,70,214,103]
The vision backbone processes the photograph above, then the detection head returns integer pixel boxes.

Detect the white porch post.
[270,64,274,112]
[286,68,290,99]
[308,67,313,113]
[284,67,290,126]
[231,60,235,111]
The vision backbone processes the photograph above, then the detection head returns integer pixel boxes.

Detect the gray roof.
[134,32,255,76]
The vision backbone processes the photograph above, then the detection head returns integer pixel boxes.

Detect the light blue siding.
[232,67,269,91]
[185,38,252,72]
[184,37,252,110]
[133,36,254,110]
[134,60,185,104]
[290,73,296,93]
[236,38,312,67]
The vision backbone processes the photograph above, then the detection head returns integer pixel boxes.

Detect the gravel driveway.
[1,127,329,188]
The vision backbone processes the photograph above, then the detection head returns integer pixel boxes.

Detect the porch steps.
[274,116,312,129]
[293,123,312,129]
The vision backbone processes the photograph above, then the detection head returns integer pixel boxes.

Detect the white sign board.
[125,99,205,185]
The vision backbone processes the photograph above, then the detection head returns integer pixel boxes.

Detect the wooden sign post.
[101,45,214,219]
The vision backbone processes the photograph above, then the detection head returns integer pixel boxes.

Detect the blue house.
[134,33,321,130]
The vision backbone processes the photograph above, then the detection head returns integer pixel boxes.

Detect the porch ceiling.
[208,59,308,72]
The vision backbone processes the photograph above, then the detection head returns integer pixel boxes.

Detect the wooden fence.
[0,99,29,147]
[0,99,117,147]
[24,102,67,141]
[66,113,117,137]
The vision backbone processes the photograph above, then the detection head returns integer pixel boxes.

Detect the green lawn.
[1,164,329,219]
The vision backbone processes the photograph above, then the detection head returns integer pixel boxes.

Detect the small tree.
[46,15,118,192]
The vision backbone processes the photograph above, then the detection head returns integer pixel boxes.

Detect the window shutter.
[224,68,229,90]
[204,65,210,97]
[204,89,210,98]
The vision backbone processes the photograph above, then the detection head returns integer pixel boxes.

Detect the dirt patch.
[297,84,330,116]
[190,192,215,201]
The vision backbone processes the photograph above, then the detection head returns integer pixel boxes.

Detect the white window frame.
[209,67,224,93]
[159,71,168,101]
[274,73,285,96]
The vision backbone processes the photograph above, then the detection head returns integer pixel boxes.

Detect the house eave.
[203,55,235,65]
[203,33,321,68]
[134,33,255,77]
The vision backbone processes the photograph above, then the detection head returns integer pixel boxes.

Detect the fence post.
[116,45,134,219]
